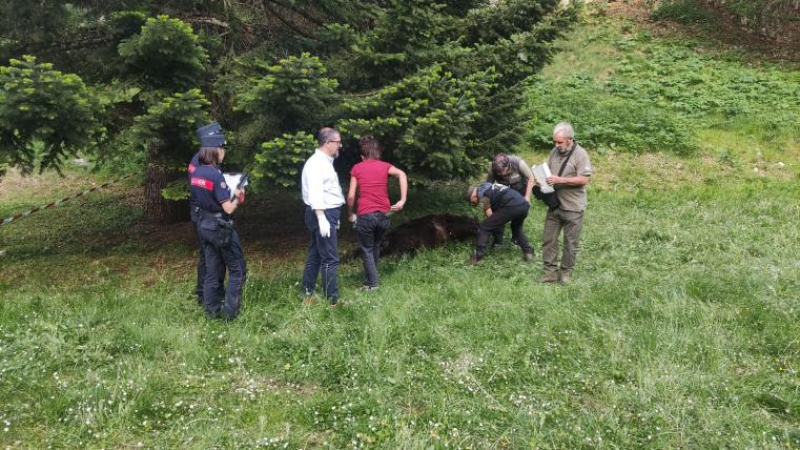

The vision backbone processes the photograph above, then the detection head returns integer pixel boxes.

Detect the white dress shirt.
[302,149,345,210]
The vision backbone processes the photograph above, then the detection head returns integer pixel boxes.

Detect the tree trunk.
[143,141,189,223]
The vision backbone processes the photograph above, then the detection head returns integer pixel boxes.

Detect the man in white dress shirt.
[301,127,346,305]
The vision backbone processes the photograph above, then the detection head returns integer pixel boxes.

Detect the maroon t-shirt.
[351,159,394,215]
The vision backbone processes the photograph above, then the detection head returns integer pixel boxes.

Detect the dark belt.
[194,206,228,223]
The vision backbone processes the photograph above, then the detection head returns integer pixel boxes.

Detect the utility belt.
[193,206,231,223]
[194,206,235,246]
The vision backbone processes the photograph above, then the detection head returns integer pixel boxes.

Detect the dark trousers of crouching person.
[492,184,526,247]
[302,207,341,303]
[199,218,247,320]
[476,204,533,260]
[542,208,584,277]
[356,212,391,288]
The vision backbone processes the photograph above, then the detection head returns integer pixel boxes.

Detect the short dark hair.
[199,147,221,165]
[492,154,509,174]
[318,127,339,146]
[358,135,383,160]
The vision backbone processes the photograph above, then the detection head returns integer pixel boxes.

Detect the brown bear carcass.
[379,213,478,257]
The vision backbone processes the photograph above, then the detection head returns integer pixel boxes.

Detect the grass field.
[1,6,799,449]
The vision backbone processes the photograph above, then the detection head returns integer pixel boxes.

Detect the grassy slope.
[1,11,799,450]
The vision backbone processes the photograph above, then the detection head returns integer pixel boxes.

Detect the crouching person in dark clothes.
[467,183,534,265]
[189,124,247,320]
[486,154,535,248]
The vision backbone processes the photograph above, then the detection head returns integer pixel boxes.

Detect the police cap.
[196,122,226,148]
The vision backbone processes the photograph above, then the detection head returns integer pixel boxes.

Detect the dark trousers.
[302,207,341,303]
[356,212,391,288]
[191,208,223,301]
[492,185,527,245]
[199,221,247,320]
[476,203,533,259]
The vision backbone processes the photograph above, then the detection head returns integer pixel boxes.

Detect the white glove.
[318,215,331,238]
[349,213,357,223]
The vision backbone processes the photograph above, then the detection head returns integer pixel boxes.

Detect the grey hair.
[553,122,574,139]
[318,127,340,146]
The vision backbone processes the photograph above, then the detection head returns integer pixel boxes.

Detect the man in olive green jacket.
[540,122,592,284]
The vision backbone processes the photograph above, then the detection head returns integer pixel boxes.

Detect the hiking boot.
[470,255,484,265]
[560,271,572,284]
[523,252,534,262]
[539,272,559,283]
[491,243,503,251]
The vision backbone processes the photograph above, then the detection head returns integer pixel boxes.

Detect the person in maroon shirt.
[347,135,408,289]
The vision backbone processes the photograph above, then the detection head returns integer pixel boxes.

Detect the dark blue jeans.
[301,207,341,303]
[356,212,391,288]
[199,219,247,320]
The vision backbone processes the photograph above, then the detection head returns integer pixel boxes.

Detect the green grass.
[2,10,800,450]
[525,12,800,155]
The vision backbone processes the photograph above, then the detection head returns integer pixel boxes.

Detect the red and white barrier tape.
[1,175,132,228]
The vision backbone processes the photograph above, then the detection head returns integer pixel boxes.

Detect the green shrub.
[526,21,800,155]
[253,131,317,188]
[118,15,208,92]
[236,53,339,135]
[0,56,105,176]
[131,88,210,164]
[525,75,697,155]
[651,0,717,25]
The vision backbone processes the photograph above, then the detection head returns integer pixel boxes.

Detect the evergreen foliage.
[0,0,72,45]
[118,15,209,92]
[0,0,572,194]
[131,88,210,165]
[237,0,574,187]
[0,56,104,176]
[237,53,339,135]
[339,66,496,177]
[253,131,318,188]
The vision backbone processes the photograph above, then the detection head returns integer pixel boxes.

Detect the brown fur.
[343,214,478,262]
[367,213,478,258]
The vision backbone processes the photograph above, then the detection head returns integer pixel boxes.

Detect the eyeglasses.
[328,140,342,145]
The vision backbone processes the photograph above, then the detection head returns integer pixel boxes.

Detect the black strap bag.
[532,145,576,210]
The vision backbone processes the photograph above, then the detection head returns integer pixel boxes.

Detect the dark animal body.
[346,213,478,261]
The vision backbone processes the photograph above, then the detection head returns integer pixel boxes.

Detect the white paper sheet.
[532,163,555,193]
[222,173,248,200]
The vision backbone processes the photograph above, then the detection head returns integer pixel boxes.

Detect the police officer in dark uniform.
[467,182,534,264]
[189,123,247,320]
[189,124,223,305]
